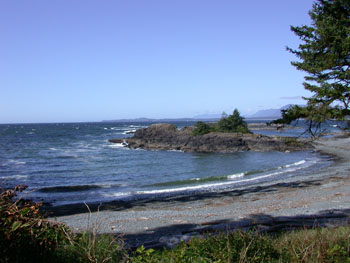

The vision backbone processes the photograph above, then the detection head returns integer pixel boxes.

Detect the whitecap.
[8,160,26,165]
[285,160,306,168]
[227,172,245,179]
[0,175,28,180]
[190,178,200,181]
[135,160,319,196]
[278,159,307,169]
[108,143,127,148]
[122,129,137,135]
[102,192,132,198]
[135,172,277,195]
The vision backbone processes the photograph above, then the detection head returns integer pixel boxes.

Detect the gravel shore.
[51,136,350,248]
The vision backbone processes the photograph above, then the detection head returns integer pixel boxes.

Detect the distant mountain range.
[101,117,201,123]
[248,104,302,119]
[102,105,301,123]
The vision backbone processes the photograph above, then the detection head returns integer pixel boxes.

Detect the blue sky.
[1,0,315,123]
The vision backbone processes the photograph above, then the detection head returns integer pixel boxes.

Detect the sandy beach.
[51,135,350,248]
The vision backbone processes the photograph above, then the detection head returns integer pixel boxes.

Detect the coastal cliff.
[109,123,312,152]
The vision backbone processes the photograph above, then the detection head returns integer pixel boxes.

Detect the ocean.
[0,121,334,206]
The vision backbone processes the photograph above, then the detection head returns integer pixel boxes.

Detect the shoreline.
[111,123,313,152]
[50,135,350,248]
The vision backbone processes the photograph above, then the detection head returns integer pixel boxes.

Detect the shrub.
[217,109,249,133]
[0,185,70,263]
[282,137,305,147]
[0,186,126,263]
[192,109,249,136]
[192,121,214,136]
[275,227,350,263]
[60,232,125,263]
[59,203,126,263]
[132,231,279,263]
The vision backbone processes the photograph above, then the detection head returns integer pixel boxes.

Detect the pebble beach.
[51,136,350,248]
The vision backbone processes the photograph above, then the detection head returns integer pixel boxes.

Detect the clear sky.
[0,0,315,123]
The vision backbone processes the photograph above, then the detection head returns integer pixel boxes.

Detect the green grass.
[131,227,350,263]
[2,186,350,262]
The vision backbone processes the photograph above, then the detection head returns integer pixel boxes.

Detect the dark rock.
[108,139,124,143]
[110,123,312,153]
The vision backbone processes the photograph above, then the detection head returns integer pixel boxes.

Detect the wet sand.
[50,136,350,247]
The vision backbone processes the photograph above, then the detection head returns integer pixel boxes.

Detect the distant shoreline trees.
[192,109,249,136]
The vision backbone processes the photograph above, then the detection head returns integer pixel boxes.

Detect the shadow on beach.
[121,208,350,249]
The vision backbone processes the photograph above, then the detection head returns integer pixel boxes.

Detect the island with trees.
[109,109,312,152]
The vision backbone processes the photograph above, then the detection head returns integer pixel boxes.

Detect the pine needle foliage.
[279,0,350,133]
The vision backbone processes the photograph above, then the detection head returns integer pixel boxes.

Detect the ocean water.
[0,121,333,206]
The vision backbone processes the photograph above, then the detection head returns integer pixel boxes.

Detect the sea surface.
[0,121,336,206]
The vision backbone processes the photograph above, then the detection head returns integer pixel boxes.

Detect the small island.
[109,109,311,153]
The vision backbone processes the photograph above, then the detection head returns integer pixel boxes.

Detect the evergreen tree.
[192,109,249,136]
[284,0,350,129]
[217,109,249,133]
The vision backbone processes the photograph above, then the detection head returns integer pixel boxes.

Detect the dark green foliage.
[130,227,350,263]
[272,104,338,137]
[216,109,249,133]
[0,185,70,263]
[0,185,126,263]
[192,121,214,136]
[284,0,350,131]
[192,109,249,136]
[132,231,279,263]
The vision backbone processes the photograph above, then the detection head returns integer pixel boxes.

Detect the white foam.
[285,160,306,168]
[0,175,28,180]
[102,192,132,198]
[227,172,245,179]
[8,160,26,165]
[190,178,200,181]
[108,143,126,148]
[136,172,280,195]
[136,159,318,195]
[122,129,137,135]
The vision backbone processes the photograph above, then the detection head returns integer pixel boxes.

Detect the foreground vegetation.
[2,186,350,263]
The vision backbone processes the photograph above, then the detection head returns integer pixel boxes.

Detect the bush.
[132,231,279,263]
[192,121,214,136]
[59,232,125,263]
[217,109,249,133]
[0,185,126,263]
[192,109,249,136]
[0,185,70,263]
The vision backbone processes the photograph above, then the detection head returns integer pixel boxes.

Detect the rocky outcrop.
[109,123,312,152]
